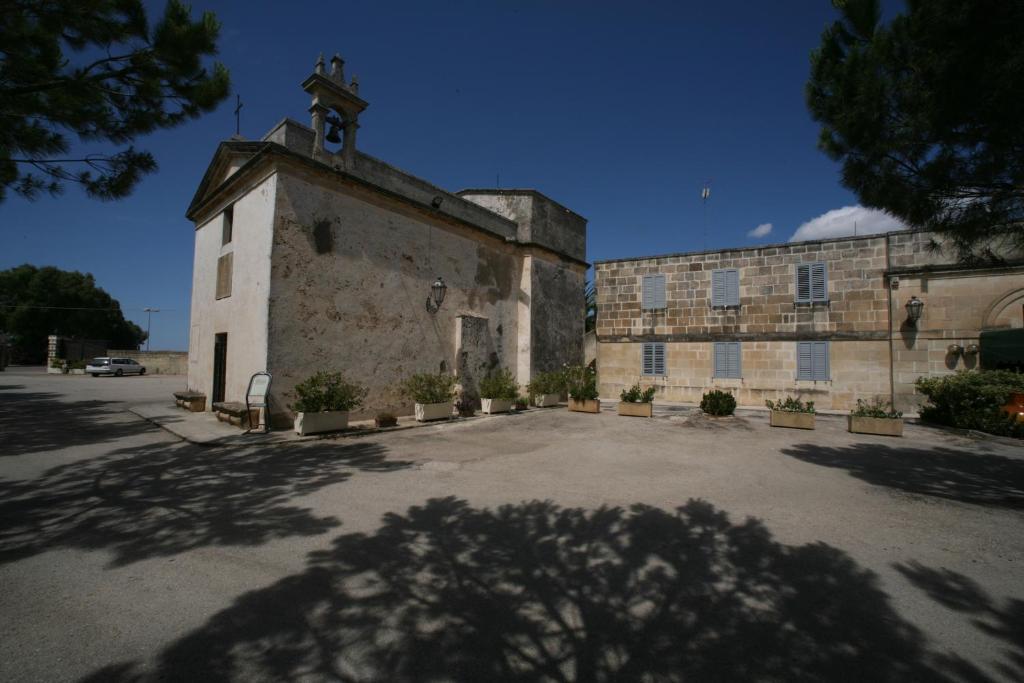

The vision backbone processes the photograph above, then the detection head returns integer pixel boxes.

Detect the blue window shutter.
[655,274,667,309]
[714,342,727,377]
[642,343,653,375]
[728,342,741,377]
[796,342,813,379]
[654,343,665,375]
[811,263,828,301]
[812,341,830,380]
[711,270,726,306]
[726,269,740,306]
[795,264,811,303]
[642,276,653,309]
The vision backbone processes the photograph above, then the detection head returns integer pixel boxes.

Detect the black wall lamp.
[425,276,447,314]
[905,296,924,326]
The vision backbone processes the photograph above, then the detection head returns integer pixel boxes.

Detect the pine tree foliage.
[806,0,1024,261]
[0,0,230,202]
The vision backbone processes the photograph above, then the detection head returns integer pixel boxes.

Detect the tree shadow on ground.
[0,439,411,567]
[781,443,1024,509]
[84,498,970,682]
[896,561,1024,682]
[0,388,154,456]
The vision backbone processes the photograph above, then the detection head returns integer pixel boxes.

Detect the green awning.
[980,329,1024,370]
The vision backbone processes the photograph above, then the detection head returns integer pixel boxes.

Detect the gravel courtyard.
[1,367,1022,681]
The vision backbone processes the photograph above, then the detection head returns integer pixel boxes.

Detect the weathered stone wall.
[107,350,187,375]
[265,166,525,420]
[458,190,587,263]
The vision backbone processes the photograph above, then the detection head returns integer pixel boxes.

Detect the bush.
[765,397,816,414]
[375,412,398,428]
[620,383,656,403]
[292,371,367,413]
[479,368,519,400]
[851,398,902,419]
[564,364,599,401]
[916,370,1024,437]
[455,398,476,417]
[526,370,564,397]
[49,357,65,369]
[402,373,457,404]
[69,359,88,370]
[514,396,529,410]
[701,390,736,416]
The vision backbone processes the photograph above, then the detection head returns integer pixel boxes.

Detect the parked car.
[86,357,147,377]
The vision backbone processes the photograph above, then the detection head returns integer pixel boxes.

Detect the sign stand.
[245,371,272,434]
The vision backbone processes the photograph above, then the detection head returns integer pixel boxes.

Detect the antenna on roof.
[233,94,243,137]
[701,181,711,250]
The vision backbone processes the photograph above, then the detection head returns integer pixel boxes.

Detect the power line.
[0,304,178,312]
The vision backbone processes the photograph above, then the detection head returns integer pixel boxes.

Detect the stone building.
[185,54,587,421]
[594,230,1024,413]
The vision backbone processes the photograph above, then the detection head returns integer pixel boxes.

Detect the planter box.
[415,401,453,422]
[848,415,903,437]
[481,398,513,414]
[770,410,815,430]
[534,393,561,408]
[294,410,349,435]
[568,398,601,413]
[618,402,653,417]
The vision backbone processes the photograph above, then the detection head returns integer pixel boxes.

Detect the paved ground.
[1,366,1022,682]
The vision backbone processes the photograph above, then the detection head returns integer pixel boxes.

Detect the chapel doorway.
[213,333,228,403]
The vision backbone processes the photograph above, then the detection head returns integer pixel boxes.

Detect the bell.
[325,123,342,144]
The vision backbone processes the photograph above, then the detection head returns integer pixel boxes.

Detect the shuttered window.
[796,341,830,380]
[795,262,828,302]
[642,274,667,310]
[711,269,740,307]
[642,342,666,376]
[714,342,742,378]
[215,253,233,300]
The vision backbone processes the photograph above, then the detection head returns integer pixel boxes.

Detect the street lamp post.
[143,307,160,351]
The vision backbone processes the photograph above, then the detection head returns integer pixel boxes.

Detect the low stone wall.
[107,350,187,375]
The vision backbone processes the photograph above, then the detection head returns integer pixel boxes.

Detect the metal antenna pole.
[234,95,243,136]
[143,307,159,351]
[701,182,711,250]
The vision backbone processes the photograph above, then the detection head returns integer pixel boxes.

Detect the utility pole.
[143,308,160,351]
[701,181,711,250]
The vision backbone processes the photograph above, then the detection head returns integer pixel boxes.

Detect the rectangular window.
[714,341,742,378]
[215,252,233,300]
[796,341,830,380]
[795,262,828,302]
[711,269,740,307]
[222,205,234,245]
[642,342,666,376]
[641,274,667,310]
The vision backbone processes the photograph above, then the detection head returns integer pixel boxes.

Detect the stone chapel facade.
[185,54,587,422]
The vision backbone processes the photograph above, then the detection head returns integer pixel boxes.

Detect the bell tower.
[302,53,368,168]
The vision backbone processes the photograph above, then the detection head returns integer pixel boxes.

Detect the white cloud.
[789,205,907,242]
[748,222,773,238]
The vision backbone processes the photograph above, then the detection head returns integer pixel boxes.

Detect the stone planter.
[568,398,601,413]
[848,415,903,437]
[1002,392,1024,423]
[618,402,653,417]
[534,393,561,408]
[481,398,513,414]
[294,410,349,436]
[415,401,453,422]
[770,410,815,430]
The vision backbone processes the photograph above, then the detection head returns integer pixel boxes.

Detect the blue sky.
[0,1,906,350]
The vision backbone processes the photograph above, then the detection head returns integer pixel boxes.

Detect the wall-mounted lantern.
[905,296,924,326]
[425,276,447,314]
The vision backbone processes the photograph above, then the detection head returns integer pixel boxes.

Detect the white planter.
[415,401,453,422]
[294,410,349,435]
[534,393,561,407]
[481,398,513,414]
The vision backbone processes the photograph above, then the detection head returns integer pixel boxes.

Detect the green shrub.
[292,371,367,413]
[402,373,457,404]
[479,368,519,400]
[455,398,476,417]
[514,396,530,410]
[564,364,599,400]
[851,398,902,419]
[916,370,1024,437]
[375,412,398,428]
[766,397,816,413]
[700,390,736,416]
[620,383,656,403]
[49,357,65,369]
[69,359,88,370]
[526,370,564,397]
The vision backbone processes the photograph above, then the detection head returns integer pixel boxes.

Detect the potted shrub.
[618,383,655,417]
[848,398,903,437]
[916,370,1024,437]
[403,372,456,422]
[514,396,530,411]
[766,396,816,429]
[479,369,518,414]
[700,389,736,417]
[375,412,398,428]
[527,370,564,408]
[565,364,600,413]
[292,370,368,436]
